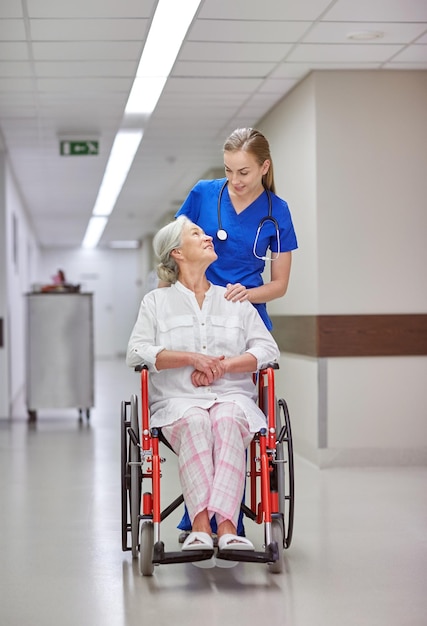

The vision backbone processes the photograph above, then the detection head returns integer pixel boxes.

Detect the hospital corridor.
[1,2,427,625]
[0,358,426,626]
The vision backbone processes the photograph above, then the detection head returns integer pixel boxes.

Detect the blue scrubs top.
[176,178,298,329]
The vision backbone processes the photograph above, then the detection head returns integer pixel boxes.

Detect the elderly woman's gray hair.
[153,215,191,283]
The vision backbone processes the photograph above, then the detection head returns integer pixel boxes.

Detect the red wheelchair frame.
[121,363,294,575]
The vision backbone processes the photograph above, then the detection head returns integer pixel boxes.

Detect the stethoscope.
[216,180,280,261]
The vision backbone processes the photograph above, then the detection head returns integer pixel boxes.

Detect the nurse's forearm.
[248,251,292,303]
[247,279,287,304]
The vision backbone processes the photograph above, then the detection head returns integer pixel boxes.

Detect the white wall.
[0,153,7,417]
[316,70,427,314]
[259,74,321,465]
[257,70,427,466]
[261,75,319,316]
[327,357,427,464]
[317,71,427,465]
[0,153,40,418]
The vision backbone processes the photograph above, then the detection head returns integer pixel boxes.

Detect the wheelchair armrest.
[134,364,149,372]
[261,361,279,371]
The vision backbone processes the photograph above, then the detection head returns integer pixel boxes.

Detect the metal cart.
[26,292,94,423]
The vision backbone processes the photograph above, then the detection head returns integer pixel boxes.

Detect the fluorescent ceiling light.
[92,130,143,216]
[82,216,108,249]
[81,0,201,248]
[125,76,168,116]
[125,0,202,115]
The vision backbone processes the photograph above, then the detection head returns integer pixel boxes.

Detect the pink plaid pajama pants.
[162,402,253,528]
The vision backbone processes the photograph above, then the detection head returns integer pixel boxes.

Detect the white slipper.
[182,531,214,551]
[218,534,255,551]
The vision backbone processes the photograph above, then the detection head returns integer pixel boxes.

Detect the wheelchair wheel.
[139,521,154,576]
[277,398,295,549]
[130,394,142,558]
[267,517,284,574]
[275,400,286,519]
[121,401,130,552]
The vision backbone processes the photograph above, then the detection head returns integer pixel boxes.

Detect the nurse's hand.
[224,282,249,302]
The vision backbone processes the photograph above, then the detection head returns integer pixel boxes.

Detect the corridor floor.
[0,359,426,626]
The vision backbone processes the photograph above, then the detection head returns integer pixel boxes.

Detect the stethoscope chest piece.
[216,228,228,241]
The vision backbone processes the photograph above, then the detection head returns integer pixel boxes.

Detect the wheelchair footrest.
[216,541,279,564]
[153,541,214,565]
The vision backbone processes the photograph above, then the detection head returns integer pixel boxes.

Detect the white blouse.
[126,281,280,431]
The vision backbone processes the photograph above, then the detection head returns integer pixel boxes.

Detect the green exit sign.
[60,140,99,156]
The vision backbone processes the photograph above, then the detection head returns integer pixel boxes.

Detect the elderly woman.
[126,216,279,559]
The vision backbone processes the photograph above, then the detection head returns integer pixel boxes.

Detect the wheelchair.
[120,363,294,575]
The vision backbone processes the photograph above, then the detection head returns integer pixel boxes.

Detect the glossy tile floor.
[1,359,426,626]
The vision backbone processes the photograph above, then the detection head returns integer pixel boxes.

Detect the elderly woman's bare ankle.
[217,520,237,538]
[191,510,211,534]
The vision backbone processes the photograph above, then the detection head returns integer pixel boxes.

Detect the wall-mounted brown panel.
[271,314,427,357]
[318,314,427,356]
[270,315,318,357]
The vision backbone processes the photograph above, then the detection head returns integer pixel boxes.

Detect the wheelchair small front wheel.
[267,518,284,574]
[139,522,154,576]
[130,394,142,558]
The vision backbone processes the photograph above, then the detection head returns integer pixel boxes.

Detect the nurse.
[175,127,298,331]
[175,128,297,537]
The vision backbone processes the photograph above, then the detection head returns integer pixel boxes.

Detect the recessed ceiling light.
[346,30,384,41]
[108,240,141,249]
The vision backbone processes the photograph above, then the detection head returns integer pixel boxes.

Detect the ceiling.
[1,0,426,249]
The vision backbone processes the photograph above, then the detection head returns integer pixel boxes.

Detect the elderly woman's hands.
[191,354,226,387]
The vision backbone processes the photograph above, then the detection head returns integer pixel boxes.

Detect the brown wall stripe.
[270,314,427,357]
[0,318,3,348]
